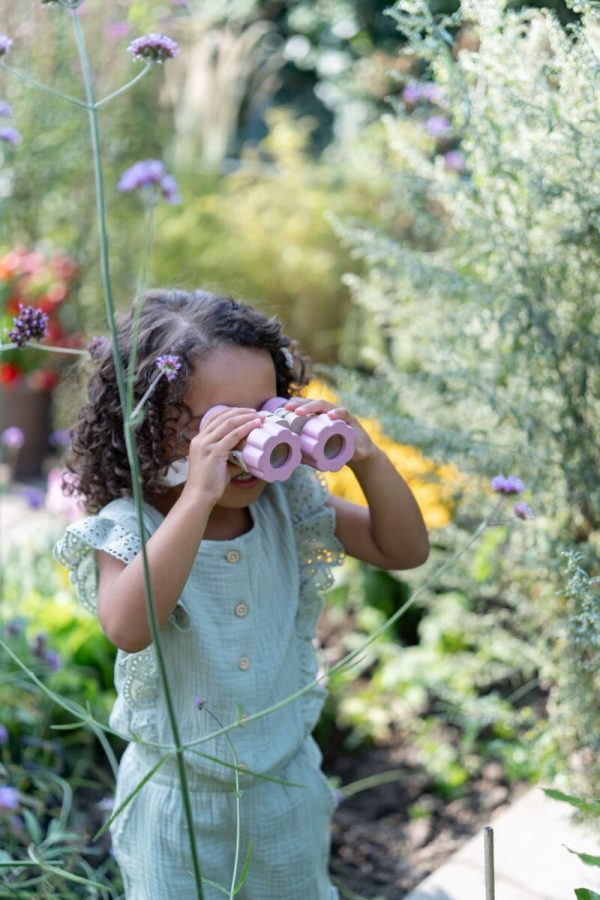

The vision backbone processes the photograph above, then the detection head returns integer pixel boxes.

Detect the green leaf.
[574,889,600,900]
[544,788,600,816]
[566,847,600,868]
[22,808,42,844]
[233,841,253,894]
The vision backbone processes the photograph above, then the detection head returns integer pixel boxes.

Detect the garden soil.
[325,737,529,899]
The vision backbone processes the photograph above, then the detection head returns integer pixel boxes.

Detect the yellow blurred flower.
[304,380,458,530]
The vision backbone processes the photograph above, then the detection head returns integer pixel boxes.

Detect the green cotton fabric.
[55,464,344,899]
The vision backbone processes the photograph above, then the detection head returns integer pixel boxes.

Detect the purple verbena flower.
[20,487,44,509]
[491,474,526,496]
[420,82,449,105]
[6,619,25,639]
[127,33,179,64]
[0,786,19,811]
[194,697,206,711]
[425,115,451,137]
[514,501,534,520]
[118,159,165,192]
[0,126,21,145]
[30,632,47,659]
[444,150,465,172]
[0,725,8,745]
[44,650,61,671]
[87,335,110,359]
[402,83,423,105]
[1,427,25,449]
[0,102,12,118]
[160,174,181,205]
[49,429,71,448]
[156,354,182,382]
[7,304,49,348]
[0,36,13,57]
[118,160,180,206]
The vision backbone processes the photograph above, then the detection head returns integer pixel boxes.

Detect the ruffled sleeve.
[282,465,345,732]
[54,498,191,739]
[54,499,145,616]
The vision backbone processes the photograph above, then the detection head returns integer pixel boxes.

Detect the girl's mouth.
[231,473,260,489]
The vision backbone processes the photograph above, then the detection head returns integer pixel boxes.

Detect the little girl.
[55,288,429,900]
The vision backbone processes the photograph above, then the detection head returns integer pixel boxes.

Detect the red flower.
[29,369,59,391]
[0,362,21,384]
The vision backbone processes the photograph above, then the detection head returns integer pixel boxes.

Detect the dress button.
[234,603,248,618]
[238,656,250,670]
[226,550,241,564]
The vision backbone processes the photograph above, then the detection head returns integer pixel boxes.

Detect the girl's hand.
[283,397,377,466]
[183,407,262,504]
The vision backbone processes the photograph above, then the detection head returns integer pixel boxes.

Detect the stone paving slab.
[405,787,600,900]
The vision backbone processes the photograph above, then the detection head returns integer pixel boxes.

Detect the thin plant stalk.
[69,9,204,897]
[95,64,151,109]
[0,61,88,108]
[126,202,155,421]
[0,341,87,355]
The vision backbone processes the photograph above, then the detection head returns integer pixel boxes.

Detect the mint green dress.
[55,465,344,899]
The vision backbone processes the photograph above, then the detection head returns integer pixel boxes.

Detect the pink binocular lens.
[202,405,302,483]
[260,398,356,472]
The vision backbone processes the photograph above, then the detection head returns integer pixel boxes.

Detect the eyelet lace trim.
[284,466,345,731]
[54,507,186,727]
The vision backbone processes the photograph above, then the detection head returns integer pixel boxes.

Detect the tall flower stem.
[0,62,88,109]
[69,10,204,898]
[94,64,151,109]
[126,202,155,421]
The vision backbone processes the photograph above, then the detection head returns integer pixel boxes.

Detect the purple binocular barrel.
[202,405,302,483]
[261,397,356,472]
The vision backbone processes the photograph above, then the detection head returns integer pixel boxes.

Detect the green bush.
[330,0,600,795]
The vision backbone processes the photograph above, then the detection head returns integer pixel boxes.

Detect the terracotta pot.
[1,386,53,477]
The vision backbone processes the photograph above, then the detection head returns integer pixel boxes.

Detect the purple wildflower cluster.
[0,35,13,57]
[7,304,49,348]
[30,632,61,670]
[127,33,179,64]
[156,354,182,382]
[0,786,19,812]
[1,427,24,449]
[0,725,8,745]
[491,474,525,496]
[0,83,21,145]
[514,501,534,520]
[118,160,180,204]
[402,81,448,106]
[87,334,110,359]
[0,126,21,145]
[425,115,452,138]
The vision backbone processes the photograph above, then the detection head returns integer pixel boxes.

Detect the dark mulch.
[324,737,528,899]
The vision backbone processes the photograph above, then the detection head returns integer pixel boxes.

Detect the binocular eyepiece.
[205,397,356,483]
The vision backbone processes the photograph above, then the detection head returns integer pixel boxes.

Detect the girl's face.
[173,344,278,510]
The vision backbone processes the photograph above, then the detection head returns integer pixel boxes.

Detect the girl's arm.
[96,408,262,653]
[284,398,429,571]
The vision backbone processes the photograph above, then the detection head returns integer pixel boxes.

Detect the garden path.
[404,786,600,900]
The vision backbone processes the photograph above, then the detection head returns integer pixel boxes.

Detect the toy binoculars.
[204,398,356,483]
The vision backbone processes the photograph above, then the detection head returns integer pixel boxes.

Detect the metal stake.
[484,825,495,900]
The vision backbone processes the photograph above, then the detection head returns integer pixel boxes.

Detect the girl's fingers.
[193,412,262,452]
[198,408,258,437]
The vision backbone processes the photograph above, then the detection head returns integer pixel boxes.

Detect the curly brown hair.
[66,288,310,512]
